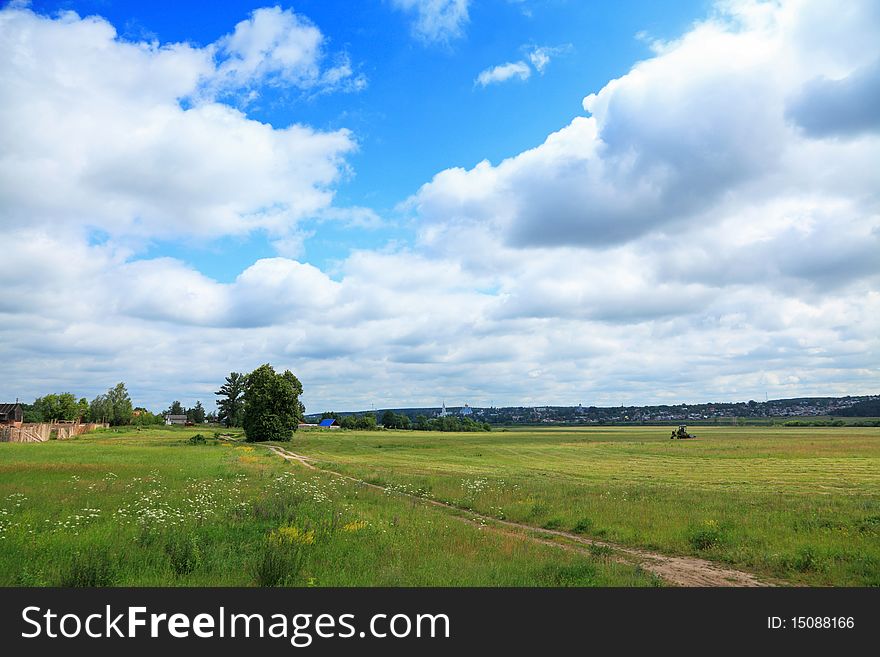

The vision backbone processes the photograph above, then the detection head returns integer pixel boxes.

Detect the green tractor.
[670,424,695,439]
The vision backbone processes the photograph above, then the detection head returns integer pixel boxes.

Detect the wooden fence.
[0,422,107,443]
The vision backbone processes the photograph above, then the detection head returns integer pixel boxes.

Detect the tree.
[215,372,246,428]
[381,410,396,428]
[77,398,89,422]
[241,364,303,442]
[355,413,377,430]
[31,392,79,422]
[89,395,112,424]
[168,400,184,416]
[105,383,133,426]
[190,401,206,424]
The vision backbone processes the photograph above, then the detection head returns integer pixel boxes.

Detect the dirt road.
[264,444,773,587]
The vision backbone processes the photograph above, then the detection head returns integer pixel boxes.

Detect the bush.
[188,433,207,445]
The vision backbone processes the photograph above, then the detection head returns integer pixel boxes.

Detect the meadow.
[291,425,880,586]
[0,428,656,587]
[1,424,877,586]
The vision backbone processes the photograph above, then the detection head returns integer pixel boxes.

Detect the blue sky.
[1,0,878,412]
[30,0,710,277]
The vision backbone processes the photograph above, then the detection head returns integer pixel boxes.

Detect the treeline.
[834,399,880,417]
[319,411,490,432]
[23,383,134,426]
[784,418,880,427]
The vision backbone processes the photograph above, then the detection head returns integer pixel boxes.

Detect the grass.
[287,425,880,586]
[0,427,655,587]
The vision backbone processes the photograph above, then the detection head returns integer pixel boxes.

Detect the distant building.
[438,402,449,418]
[460,404,473,417]
[0,403,23,427]
[165,414,187,426]
[298,423,318,430]
[318,418,340,428]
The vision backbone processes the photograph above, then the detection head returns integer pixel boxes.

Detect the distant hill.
[306,394,879,425]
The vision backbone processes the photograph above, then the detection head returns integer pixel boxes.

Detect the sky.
[0,0,878,413]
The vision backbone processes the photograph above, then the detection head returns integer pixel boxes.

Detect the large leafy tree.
[89,395,112,424]
[31,393,80,422]
[215,372,246,428]
[241,364,303,442]
[105,382,133,426]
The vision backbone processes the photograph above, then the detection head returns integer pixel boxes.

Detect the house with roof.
[164,414,188,426]
[318,418,340,429]
[0,403,23,427]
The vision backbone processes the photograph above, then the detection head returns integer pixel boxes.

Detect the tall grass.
[0,428,654,587]
[288,425,880,586]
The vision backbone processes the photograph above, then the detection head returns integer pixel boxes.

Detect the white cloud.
[475,61,531,87]
[411,0,880,253]
[527,45,569,73]
[209,6,366,98]
[476,45,569,88]
[390,0,470,44]
[0,6,359,245]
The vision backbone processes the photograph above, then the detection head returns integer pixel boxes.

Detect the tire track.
[264,444,774,587]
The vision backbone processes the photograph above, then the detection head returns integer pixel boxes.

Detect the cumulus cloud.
[475,61,531,87]
[209,6,366,98]
[0,6,359,244]
[409,0,880,257]
[786,57,880,138]
[390,0,470,44]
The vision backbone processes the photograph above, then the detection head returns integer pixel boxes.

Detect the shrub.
[188,433,207,445]
[542,518,563,530]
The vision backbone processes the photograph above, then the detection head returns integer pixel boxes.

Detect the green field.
[0,428,656,587]
[1,425,878,586]
[291,425,880,586]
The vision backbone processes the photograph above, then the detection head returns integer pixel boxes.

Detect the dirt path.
[264,444,772,587]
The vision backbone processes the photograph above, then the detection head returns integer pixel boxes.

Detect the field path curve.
[265,444,773,588]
